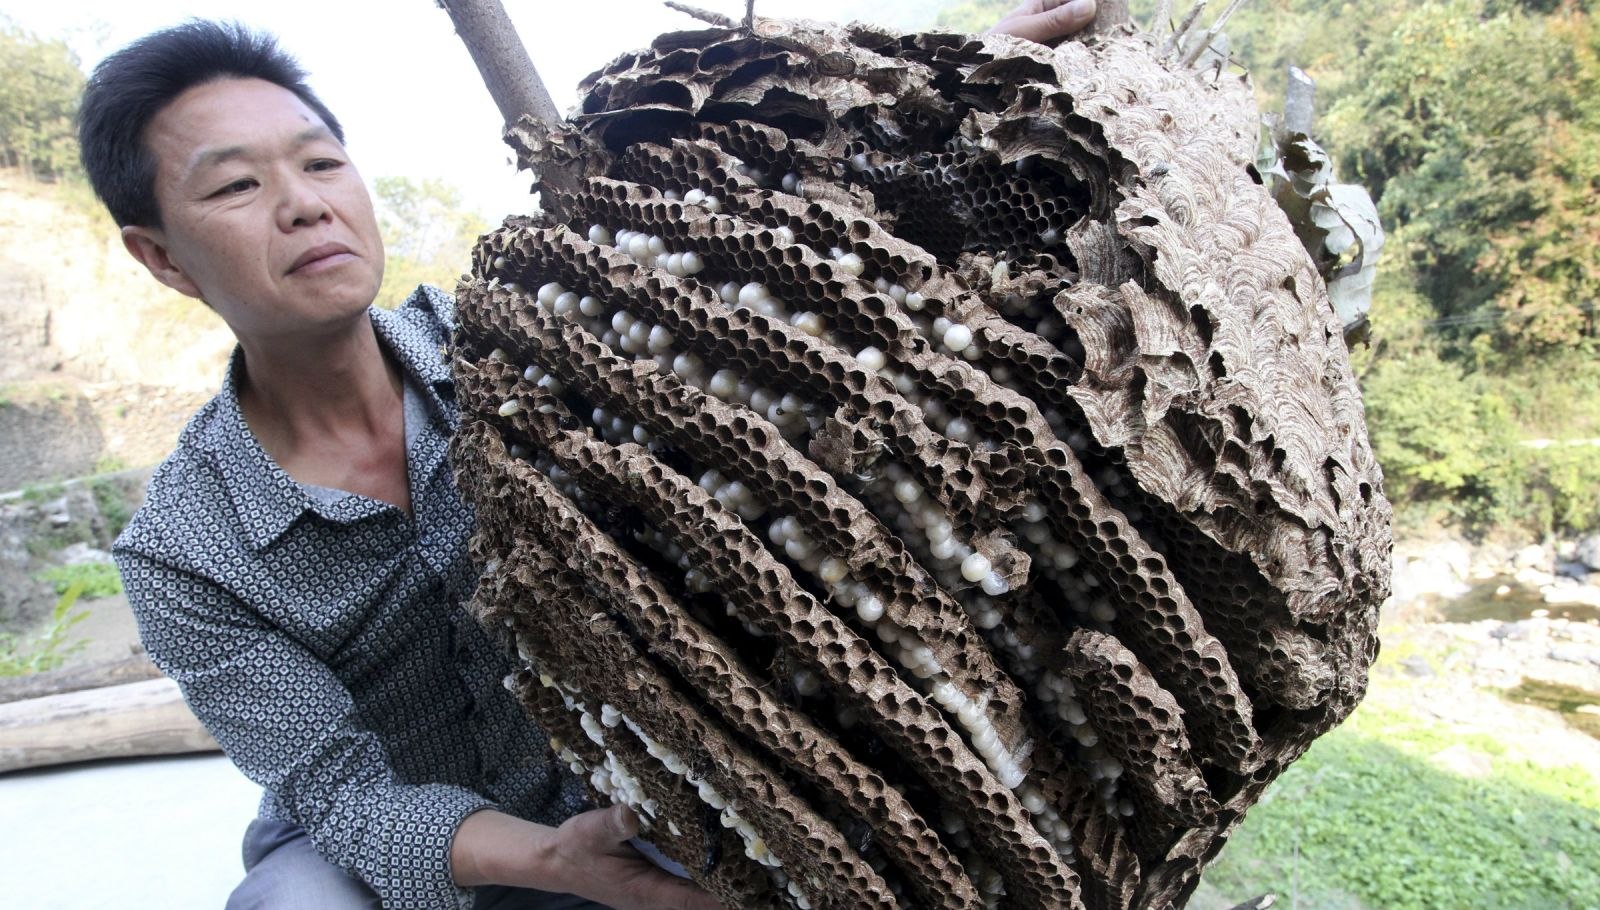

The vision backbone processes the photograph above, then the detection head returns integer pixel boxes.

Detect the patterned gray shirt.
[114,286,587,909]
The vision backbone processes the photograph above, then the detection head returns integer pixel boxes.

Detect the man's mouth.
[288,242,355,274]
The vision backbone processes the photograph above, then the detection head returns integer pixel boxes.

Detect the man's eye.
[211,178,256,197]
[308,158,344,172]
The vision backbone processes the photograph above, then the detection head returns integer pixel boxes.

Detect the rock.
[1542,584,1600,609]
[1549,645,1600,668]
[1492,620,1542,643]
[1514,565,1555,588]
[44,496,73,527]
[1512,544,1549,571]
[1389,543,1472,606]
[1576,534,1600,572]
[58,542,114,566]
[1429,743,1492,779]
[1472,649,1525,688]
[1556,560,1592,580]
[0,472,148,628]
[1398,656,1435,678]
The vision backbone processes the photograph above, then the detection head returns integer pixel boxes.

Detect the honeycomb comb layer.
[457,17,1391,910]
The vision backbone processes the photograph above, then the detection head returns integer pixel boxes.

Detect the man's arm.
[118,548,493,907]
[988,0,1099,44]
[453,806,721,910]
[119,548,720,909]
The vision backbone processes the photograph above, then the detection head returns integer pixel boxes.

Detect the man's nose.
[276,171,333,230]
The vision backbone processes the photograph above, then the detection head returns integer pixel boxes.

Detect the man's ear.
[121,225,203,300]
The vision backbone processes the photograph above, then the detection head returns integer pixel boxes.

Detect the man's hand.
[453,806,722,910]
[987,0,1099,45]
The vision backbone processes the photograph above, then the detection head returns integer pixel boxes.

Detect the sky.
[1,0,957,223]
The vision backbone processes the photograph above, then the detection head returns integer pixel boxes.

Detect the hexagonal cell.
[465,15,1391,910]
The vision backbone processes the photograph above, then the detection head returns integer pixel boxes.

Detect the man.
[85,6,1093,909]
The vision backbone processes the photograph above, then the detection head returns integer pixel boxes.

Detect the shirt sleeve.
[115,546,494,910]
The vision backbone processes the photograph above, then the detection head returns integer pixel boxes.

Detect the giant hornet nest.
[449,12,1392,910]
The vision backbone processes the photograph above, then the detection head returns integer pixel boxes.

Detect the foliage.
[0,20,84,180]
[1476,11,1600,351]
[1361,349,1600,533]
[0,585,88,677]
[1203,698,1600,909]
[36,562,124,599]
[20,480,66,504]
[1323,2,1574,328]
[1360,351,1516,520]
[89,477,133,539]
[373,176,490,308]
[933,0,1011,32]
[1506,442,1600,535]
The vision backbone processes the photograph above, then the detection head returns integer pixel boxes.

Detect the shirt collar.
[200,298,455,551]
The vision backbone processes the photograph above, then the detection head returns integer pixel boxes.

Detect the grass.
[19,481,66,504]
[0,585,88,677]
[1201,694,1600,909]
[35,562,123,599]
[23,529,77,561]
[0,381,72,409]
[92,454,131,475]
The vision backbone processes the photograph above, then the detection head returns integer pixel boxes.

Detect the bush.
[1361,349,1600,534]
[36,562,123,599]
[89,477,133,539]
[1361,350,1516,523]
[1509,443,1600,535]
[0,586,87,676]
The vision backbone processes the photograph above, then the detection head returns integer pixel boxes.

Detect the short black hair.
[78,20,345,228]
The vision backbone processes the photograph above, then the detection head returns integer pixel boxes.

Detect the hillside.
[0,170,230,489]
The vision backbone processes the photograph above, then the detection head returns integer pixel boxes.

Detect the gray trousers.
[225,818,610,909]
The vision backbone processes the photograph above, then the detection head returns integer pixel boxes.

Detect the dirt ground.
[69,591,144,665]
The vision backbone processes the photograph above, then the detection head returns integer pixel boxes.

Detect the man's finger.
[562,804,641,850]
[604,804,641,842]
[994,0,1097,43]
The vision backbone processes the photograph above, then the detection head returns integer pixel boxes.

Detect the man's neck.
[235,313,413,514]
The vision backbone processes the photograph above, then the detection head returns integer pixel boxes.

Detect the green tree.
[372,176,489,307]
[1323,0,1580,330]
[0,21,84,180]
[1361,350,1515,508]
[934,0,1011,32]
[1476,9,1600,351]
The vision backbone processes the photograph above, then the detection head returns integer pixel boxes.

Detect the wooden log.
[0,677,219,774]
[0,654,163,705]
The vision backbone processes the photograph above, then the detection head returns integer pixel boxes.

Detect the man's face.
[122,77,384,342]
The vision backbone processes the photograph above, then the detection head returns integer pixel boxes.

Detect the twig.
[1154,0,1174,36]
[1182,0,1249,67]
[663,1,736,26]
[1163,0,1208,56]
[746,0,756,30]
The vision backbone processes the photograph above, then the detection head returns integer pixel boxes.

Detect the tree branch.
[663,1,737,26]
[437,0,561,131]
[1085,0,1135,37]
